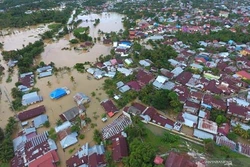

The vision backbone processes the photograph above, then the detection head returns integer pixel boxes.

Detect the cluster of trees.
[0,6,74,28]
[137,44,178,69]
[41,23,68,39]
[175,28,250,46]
[73,27,92,42]
[93,18,100,27]
[138,84,182,112]
[0,117,17,162]
[233,124,250,139]
[2,40,44,73]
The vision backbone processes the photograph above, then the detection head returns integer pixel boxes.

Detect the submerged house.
[73,92,90,105]
[50,87,70,99]
[22,92,43,106]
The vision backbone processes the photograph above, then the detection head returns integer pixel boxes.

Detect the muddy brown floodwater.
[0,12,125,166]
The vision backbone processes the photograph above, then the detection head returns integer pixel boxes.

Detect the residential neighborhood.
[1,0,250,167]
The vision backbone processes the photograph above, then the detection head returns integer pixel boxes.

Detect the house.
[100,99,119,117]
[57,128,78,149]
[204,80,222,94]
[112,136,129,162]
[160,68,174,79]
[171,67,184,77]
[55,121,72,133]
[73,92,90,105]
[197,118,218,135]
[11,132,57,167]
[190,63,203,72]
[38,71,52,78]
[188,91,203,103]
[18,105,46,122]
[183,100,200,114]
[22,91,43,106]
[125,58,133,65]
[33,114,48,128]
[193,129,214,140]
[19,72,34,88]
[126,81,141,91]
[116,81,124,88]
[139,59,151,67]
[136,69,155,87]
[201,94,227,111]
[60,106,83,122]
[236,70,250,80]
[178,112,198,128]
[50,87,70,100]
[165,152,197,167]
[219,11,229,18]
[217,123,230,136]
[119,85,130,93]
[238,143,250,156]
[66,143,106,167]
[173,85,190,103]
[152,75,168,89]
[216,136,236,151]
[36,66,52,73]
[227,103,250,121]
[175,71,193,85]
[117,67,133,76]
[28,150,59,167]
[102,114,132,140]
[198,110,209,119]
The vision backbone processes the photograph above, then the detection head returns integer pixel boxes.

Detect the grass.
[48,23,62,30]
[0,163,9,167]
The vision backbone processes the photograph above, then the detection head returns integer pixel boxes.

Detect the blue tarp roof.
[50,88,67,99]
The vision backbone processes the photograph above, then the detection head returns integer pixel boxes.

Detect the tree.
[227,132,238,141]
[43,121,50,128]
[241,130,250,139]
[56,119,63,126]
[71,125,80,133]
[122,139,156,167]
[0,127,4,142]
[233,124,243,135]
[215,115,227,126]
[93,129,102,144]
[11,87,22,98]
[70,76,75,83]
[161,132,180,143]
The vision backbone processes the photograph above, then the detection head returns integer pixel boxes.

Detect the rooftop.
[197,118,218,135]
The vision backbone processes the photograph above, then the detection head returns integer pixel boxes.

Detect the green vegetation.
[138,84,182,112]
[0,2,74,28]
[93,18,100,27]
[0,117,17,162]
[93,129,102,144]
[73,27,92,42]
[48,128,57,141]
[69,39,79,44]
[79,134,85,140]
[73,63,85,73]
[2,40,44,73]
[43,120,50,128]
[42,23,65,39]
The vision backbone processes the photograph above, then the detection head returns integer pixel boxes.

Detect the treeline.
[175,28,250,45]
[2,40,44,73]
[0,117,17,162]
[0,6,73,28]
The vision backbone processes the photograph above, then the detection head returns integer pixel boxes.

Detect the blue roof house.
[33,114,48,128]
[50,88,70,99]
[22,92,43,106]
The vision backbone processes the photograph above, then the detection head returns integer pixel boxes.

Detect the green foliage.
[43,121,50,128]
[11,87,23,99]
[69,39,79,44]
[161,132,180,143]
[0,128,4,142]
[79,134,85,140]
[215,115,227,126]
[138,84,182,111]
[73,63,85,73]
[91,91,96,97]
[84,117,92,124]
[122,138,156,167]
[204,139,215,153]
[48,128,57,141]
[93,129,102,144]
[227,132,238,141]
[73,27,92,42]
[56,119,63,126]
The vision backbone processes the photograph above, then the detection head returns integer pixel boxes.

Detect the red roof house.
[236,70,250,80]
[29,150,59,167]
[165,152,197,167]
[100,99,118,117]
[112,136,129,162]
[18,105,46,121]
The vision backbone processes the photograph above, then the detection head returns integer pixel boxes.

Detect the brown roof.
[227,103,249,117]
[57,128,71,141]
[204,80,222,94]
[175,71,193,85]
[29,150,59,167]
[131,102,147,112]
[100,99,118,117]
[112,136,129,161]
[136,69,155,87]
[184,100,200,109]
[165,152,197,167]
[88,153,105,167]
[18,105,46,121]
[189,91,203,101]
[203,94,227,111]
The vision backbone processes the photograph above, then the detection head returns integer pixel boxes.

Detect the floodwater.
[0,11,125,165]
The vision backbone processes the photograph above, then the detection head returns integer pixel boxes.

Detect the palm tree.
[233,124,242,135]
[241,130,250,139]
[70,76,75,83]
[47,81,51,87]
